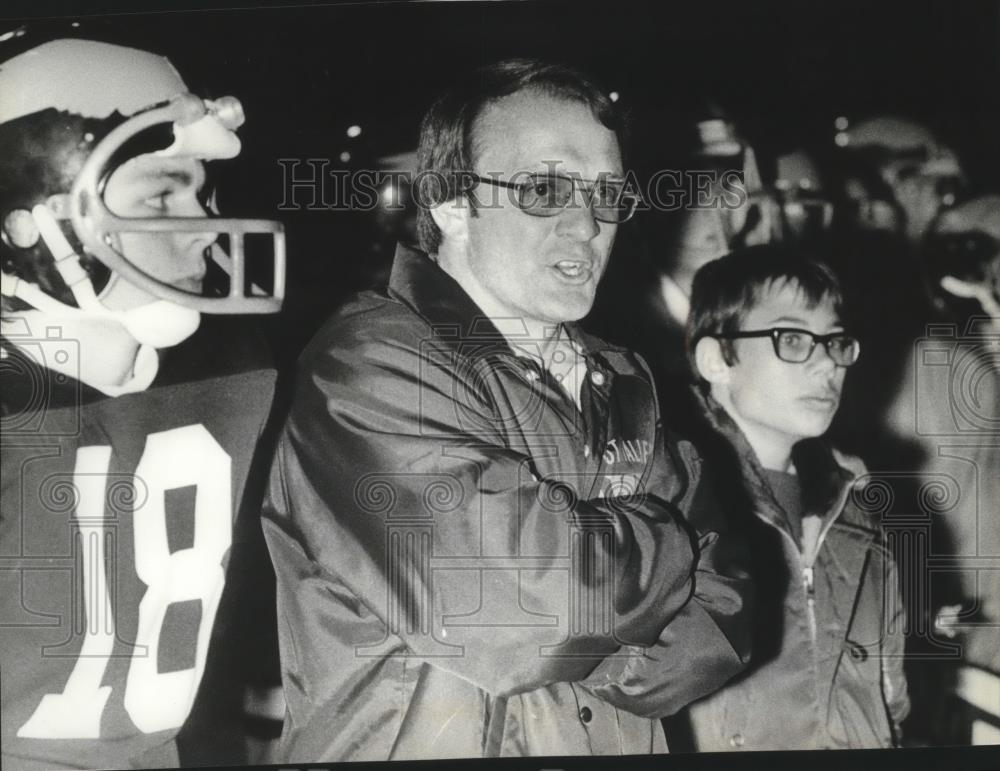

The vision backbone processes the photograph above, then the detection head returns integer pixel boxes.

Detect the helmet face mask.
[67,92,285,314]
[0,37,284,339]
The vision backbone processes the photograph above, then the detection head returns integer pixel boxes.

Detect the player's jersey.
[0,331,276,770]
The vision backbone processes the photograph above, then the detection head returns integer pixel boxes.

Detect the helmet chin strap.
[1,205,201,349]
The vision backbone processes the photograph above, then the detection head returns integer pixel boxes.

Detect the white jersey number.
[17,425,232,739]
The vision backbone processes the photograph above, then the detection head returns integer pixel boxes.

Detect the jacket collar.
[691,385,859,535]
[386,242,627,359]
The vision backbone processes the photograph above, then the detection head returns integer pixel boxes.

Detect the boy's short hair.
[687,243,845,375]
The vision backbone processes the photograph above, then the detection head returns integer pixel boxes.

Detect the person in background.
[835,115,966,249]
[596,112,765,436]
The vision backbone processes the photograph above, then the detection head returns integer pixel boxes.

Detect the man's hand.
[933,602,965,640]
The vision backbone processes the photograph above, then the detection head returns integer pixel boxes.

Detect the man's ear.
[429,195,470,245]
[694,336,731,386]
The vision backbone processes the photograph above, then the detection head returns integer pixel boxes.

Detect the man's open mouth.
[552,260,592,282]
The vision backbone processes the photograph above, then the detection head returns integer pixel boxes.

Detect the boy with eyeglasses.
[672,244,909,750]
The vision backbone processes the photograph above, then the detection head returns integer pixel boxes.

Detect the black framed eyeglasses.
[466,172,640,224]
[715,327,861,366]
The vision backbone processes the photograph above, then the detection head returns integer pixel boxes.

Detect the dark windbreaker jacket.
[261,244,752,760]
[677,391,910,750]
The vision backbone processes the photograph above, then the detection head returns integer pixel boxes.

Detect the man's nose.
[174,197,219,252]
[555,195,602,241]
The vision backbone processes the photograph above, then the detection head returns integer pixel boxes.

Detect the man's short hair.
[414,57,624,255]
[687,243,845,374]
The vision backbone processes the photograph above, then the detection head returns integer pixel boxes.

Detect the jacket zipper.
[774,528,818,644]
[802,564,817,641]
[764,476,854,645]
[798,480,854,644]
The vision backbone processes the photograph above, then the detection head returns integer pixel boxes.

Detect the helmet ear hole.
[2,209,40,249]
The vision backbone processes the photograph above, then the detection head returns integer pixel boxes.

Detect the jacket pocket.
[829,644,892,748]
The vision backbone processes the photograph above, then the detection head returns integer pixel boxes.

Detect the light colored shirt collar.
[507,325,588,412]
[659,273,691,326]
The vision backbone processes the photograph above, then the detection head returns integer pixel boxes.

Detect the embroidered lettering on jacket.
[601,438,652,466]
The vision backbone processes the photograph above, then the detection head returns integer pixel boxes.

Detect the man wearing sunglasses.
[676,244,909,750]
[262,58,752,760]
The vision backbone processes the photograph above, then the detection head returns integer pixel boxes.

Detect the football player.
[0,31,284,769]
